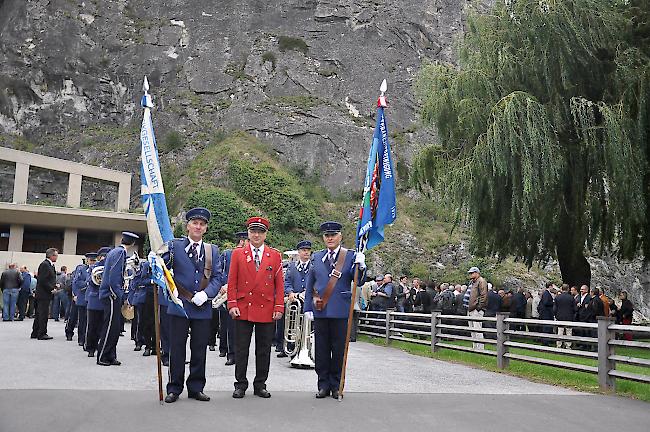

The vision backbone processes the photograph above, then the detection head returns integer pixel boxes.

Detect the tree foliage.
[414,0,649,285]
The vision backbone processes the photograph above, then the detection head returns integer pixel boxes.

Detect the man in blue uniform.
[97,232,139,366]
[85,247,110,357]
[305,221,365,399]
[163,208,223,403]
[65,253,96,345]
[128,264,147,351]
[277,240,312,358]
[215,231,247,365]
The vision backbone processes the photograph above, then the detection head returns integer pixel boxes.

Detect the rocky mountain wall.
[0,0,470,191]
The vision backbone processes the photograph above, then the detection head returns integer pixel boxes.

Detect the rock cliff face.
[0,0,469,190]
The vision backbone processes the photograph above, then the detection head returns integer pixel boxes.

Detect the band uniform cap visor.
[235,231,249,239]
[319,221,342,234]
[296,240,312,250]
[186,207,211,222]
[247,216,269,231]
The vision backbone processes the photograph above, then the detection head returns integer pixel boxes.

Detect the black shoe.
[276,352,288,358]
[143,349,151,356]
[315,389,330,399]
[66,336,73,341]
[209,345,215,351]
[162,358,169,367]
[232,388,245,398]
[16,318,24,321]
[188,391,210,401]
[78,342,84,346]
[331,390,340,399]
[110,360,121,366]
[54,319,60,322]
[97,360,111,366]
[38,335,53,340]
[254,388,271,398]
[218,351,227,357]
[134,345,142,351]
[164,393,179,403]
[225,358,235,366]
[88,351,95,357]
[30,334,38,339]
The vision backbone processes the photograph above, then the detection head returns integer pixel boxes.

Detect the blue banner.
[356,104,397,251]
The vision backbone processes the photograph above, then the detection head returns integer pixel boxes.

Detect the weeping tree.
[414,0,649,286]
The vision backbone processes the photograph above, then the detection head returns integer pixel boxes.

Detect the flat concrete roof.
[0,202,146,232]
[0,146,132,184]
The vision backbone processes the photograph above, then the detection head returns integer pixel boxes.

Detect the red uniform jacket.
[227,245,284,323]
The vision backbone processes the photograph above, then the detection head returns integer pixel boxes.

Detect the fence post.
[597,316,616,391]
[431,311,440,353]
[496,312,510,369]
[385,311,391,345]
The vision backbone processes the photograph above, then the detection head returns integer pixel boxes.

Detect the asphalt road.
[1,319,648,431]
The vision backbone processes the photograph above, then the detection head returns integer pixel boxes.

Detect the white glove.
[191,291,208,306]
[304,311,314,321]
[354,252,366,268]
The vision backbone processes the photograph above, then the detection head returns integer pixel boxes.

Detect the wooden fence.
[358,310,650,390]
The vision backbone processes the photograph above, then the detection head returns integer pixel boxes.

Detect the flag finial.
[143,76,150,93]
[378,79,388,107]
[141,76,153,108]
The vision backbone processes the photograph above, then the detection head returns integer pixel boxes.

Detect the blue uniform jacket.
[20,271,32,293]
[304,249,366,319]
[72,264,89,307]
[86,260,105,311]
[99,246,127,301]
[128,261,153,306]
[284,261,310,295]
[220,249,233,285]
[163,238,223,320]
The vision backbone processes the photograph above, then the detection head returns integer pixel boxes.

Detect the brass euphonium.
[91,265,104,286]
[283,293,315,368]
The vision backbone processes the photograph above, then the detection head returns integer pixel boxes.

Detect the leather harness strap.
[313,247,347,311]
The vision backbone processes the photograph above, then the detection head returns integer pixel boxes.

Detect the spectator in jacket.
[413,283,433,314]
[369,274,394,311]
[395,276,409,313]
[17,266,32,321]
[1,263,23,321]
[587,288,604,322]
[615,291,634,341]
[553,284,577,349]
[467,267,488,351]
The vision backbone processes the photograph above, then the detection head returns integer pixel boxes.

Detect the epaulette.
[267,246,281,254]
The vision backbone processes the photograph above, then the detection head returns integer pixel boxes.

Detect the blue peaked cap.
[186,207,211,222]
[296,240,312,250]
[320,221,342,234]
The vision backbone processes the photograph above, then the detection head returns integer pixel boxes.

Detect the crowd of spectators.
[0,263,71,322]
[357,272,637,346]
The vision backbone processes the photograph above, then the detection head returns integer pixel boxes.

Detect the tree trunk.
[555,217,591,287]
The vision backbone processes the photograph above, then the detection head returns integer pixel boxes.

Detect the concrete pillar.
[63,228,78,255]
[117,180,130,212]
[13,163,29,204]
[67,173,82,208]
[8,224,24,252]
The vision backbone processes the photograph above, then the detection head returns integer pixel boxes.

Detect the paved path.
[1,320,648,431]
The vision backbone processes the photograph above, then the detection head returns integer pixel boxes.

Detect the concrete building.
[0,146,146,271]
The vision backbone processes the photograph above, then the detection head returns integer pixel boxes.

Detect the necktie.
[254,248,261,271]
[190,243,199,264]
[328,251,335,266]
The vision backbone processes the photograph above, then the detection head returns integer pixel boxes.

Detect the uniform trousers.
[17,290,30,320]
[132,305,144,345]
[65,303,78,339]
[97,297,121,363]
[166,315,210,395]
[218,306,235,359]
[85,308,104,352]
[31,298,51,338]
[313,318,347,392]
[234,320,274,391]
[76,306,87,345]
[208,307,220,347]
[159,305,170,361]
[274,315,285,352]
[140,291,155,350]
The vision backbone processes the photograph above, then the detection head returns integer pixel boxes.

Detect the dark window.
[22,227,64,253]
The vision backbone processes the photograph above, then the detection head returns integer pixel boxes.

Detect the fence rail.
[358,310,650,390]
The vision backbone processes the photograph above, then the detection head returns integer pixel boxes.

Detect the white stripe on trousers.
[98,299,114,361]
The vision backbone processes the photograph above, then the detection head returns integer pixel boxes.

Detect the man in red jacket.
[227,216,284,399]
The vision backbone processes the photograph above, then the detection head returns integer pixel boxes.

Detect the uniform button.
[248,303,251,306]
[261,304,264,308]
[249,292,252,295]
[196,270,199,274]
[195,281,198,284]
[261,294,264,297]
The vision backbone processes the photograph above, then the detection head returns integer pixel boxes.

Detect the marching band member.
[227,217,284,399]
[216,231,247,365]
[305,221,365,399]
[277,240,312,358]
[65,252,96,346]
[97,232,139,366]
[85,247,110,357]
[163,208,223,403]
